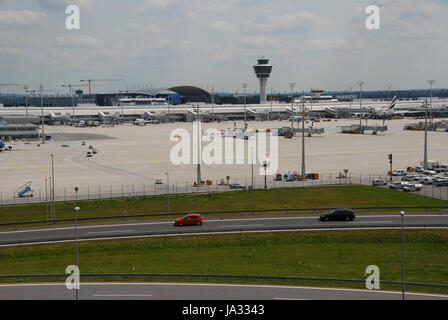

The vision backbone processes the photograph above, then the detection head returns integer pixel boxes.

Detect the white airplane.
[367,96,399,118]
[133,118,150,126]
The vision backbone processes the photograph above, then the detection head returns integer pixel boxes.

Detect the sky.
[0,0,447,94]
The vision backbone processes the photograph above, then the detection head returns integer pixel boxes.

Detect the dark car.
[174,214,203,226]
[319,209,355,221]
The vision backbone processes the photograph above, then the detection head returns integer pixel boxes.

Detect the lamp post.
[349,86,352,118]
[358,81,365,129]
[75,186,78,201]
[51,154,55,223]
[400,211,405,300]
[39,84,45,143]
[428,80,435,125]
[242,83,248,130]
[301,96,306,179]
[23,85,29,123]
[165,172,170,214]
[388,154,393,181]
[423,97,428,170]
[263,161,267,189]
[289,83,296,109]
[74,206,80,301]
[270,88,273,121]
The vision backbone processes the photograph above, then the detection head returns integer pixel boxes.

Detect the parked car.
[389,181,408,190]
[319,209,355,221]
[86,150,93,157]
[401,175,416,181]
[155,178,163,184]
[372,179,387,186]
[434,178,448,187]
[415,166,424,173]
[392,169,406,176]
[229,183,245,189]
[402,184,417,192]
[420,177,434,185]
[174,214,203,226]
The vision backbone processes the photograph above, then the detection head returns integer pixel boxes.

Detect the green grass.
[0,185,446,227]
[1,230,447,294]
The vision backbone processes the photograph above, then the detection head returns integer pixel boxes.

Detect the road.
[1,282,447,300]
[1,212,447,246]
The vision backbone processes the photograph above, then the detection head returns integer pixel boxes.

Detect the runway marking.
[349,221,394,224]
[272,297,309,300]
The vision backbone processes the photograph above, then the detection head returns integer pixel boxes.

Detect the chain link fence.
[1,173,447,207]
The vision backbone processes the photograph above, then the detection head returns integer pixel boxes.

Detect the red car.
[174,214,203,226]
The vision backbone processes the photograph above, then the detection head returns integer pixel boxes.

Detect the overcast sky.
[0,0,447,94]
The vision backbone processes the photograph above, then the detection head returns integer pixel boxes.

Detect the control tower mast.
[253,57,272,103]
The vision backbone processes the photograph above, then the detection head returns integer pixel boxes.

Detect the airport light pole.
[251,148,255,215]
[39,84,45,143]
[45,178,49,222]
[165,172,170,214]
[423,97,428,170]
[263,161,267,189]
[242,83,248,130]
[428,80,435,126]
[400,211,406,300]
[270,88,273,121]
[51,154,55,223]
[301,96,306,179]
[74,206,80,301]
[196,104,202,186]
[23,85,29,123]
[349,86,352,118]
[358,81,365,129]
[289,83,296,109]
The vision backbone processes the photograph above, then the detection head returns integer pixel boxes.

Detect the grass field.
[0,185,447,227]
[1,229,447,294]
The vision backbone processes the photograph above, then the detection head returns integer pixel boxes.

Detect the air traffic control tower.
[253,57,272,103]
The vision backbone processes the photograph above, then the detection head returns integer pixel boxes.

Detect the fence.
[1,173,448,207]
[0,273,447,291]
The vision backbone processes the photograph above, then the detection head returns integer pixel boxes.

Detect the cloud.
[54,34,101,48]
[38,0,94,10]
[126,22,161,34]
[0,10,47,27]
[208,20,238,32]
[139,0,176,11]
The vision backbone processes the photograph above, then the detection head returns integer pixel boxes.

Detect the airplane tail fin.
[387,96,398,111]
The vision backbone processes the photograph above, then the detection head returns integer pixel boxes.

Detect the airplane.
[0,140,5,152]
[366,96,399,119]
[133,118,150,126]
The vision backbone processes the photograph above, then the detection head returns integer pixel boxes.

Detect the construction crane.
[61,84,99,95]
[79,79,123,94]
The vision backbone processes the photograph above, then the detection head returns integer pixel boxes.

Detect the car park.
[319,209,355,221]
[174,214,203,226]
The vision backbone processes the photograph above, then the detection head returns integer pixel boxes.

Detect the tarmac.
[0,118,447,200]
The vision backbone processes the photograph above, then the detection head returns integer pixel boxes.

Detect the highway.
[1,212,448,246]
[1,282,447,300]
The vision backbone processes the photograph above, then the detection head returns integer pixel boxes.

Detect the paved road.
[1,212,447,246]
[1,282,447,300]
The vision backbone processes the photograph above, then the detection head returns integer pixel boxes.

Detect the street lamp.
[428,80,435,125]
[289,82,296,109]
[51,154,55,223]
[400,211,405,300]
[74,206,80,301]
[75,186,79,201]
[39,84,45,143]
[358,81,365,129]
[263,161,267,189]
[423,97,429,170]
[242,83,248,130]
[165,172,170,214]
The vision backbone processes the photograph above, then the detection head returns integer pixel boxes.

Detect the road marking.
[219,224,263,228]
[349,221,394,224]
[93,294,153,297]
[272,297,309,300]
[0,215,446,235]
[87,229,134,235]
